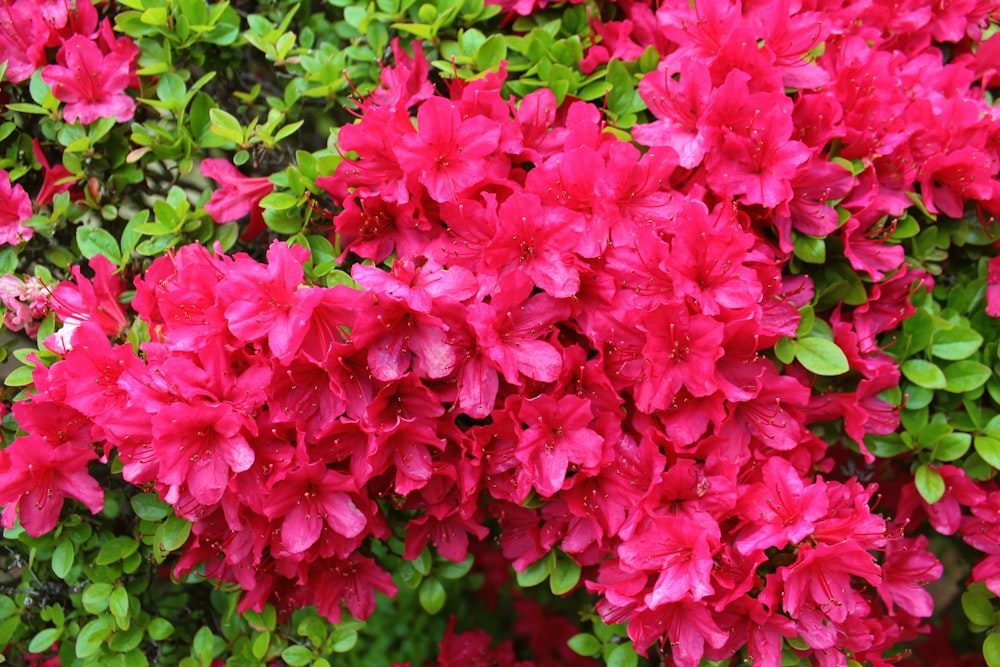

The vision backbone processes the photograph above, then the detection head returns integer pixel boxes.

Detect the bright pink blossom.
[42,34,136,125]
[201,159,274,240]
[393,97,501,203]
[986,256,1000,317]
[0,169,33,246]
[0,436,103,536]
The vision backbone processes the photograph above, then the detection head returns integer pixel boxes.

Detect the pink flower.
[736,458,829,555]
[42,34,136,125]
[877,535,942,617]
[201,159,274,240]
[618,511,721,606]
[0,1,48,83]
[0,274,49,336]
[513,394,604,498]
[263,462,367,555]
[393,97,501,203]
[0,436,103,536]
[32,139,77,207]
[48,254,128,351]
[0,169,33,246]
[780,541,882,623]
[986,256,1000,317]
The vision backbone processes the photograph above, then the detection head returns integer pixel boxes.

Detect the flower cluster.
[2,0,1000,664]
[1,0,138,124]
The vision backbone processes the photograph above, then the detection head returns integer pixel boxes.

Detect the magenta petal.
[283,504,323,553]
[321,492,367,538]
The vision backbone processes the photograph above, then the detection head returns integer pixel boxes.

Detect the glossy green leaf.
[550,555,581,595]
[82,582,113,614]
[51,540,74,580]
[793,337,849,376]
[476,34,507,70]
[914,464,946,504]
[76,616,114,658]
[985,633,1000,667]
[606,643,639,667]
[157,515,192,553]
[515,552,554,588]
[901,360,947,390]
[932,327,983,360]
[793,233,826,263]
[567,634,602,657]
[962,590,995,626]
[110,586,130,621]
[77,226,123,264]
[130,494,170,521]
[330,628,359,653]
[975,436,1000,470]
[147,618,175,641]
[944,361,992,393]
[282,645,315,666]
[97,536,140,565]
[418,577,446,614]
[935,432,971,461]
[28,628,61,654]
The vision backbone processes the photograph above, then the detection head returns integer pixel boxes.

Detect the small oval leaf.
[914,464,946,504]
[793,337,849,376]
[901,360,947,390]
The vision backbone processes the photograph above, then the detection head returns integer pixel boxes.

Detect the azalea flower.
[0,169,33,246]
[201,158,274,240]
[0,436,103,536]
[42,34,136,125]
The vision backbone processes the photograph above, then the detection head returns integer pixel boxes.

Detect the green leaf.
[97,536,140,565]
[975,437,1000,470]
[413,548,433,576]
[774,337,796,364]
[156,72,187,110]
[515,552,554,587]
[935,432,971,461]
[931,327,983,360]
[251,630,270,659]
[28,627,62,654]
[77,226,123,264]
[77,616,114,658]
[793,337,849,376]
[52,540,74,579]
[476,34,507,70]
[567,634,602,657]
[914,464,946,504]
[418,577,446,614]
[985,633,1000,667]
[901,360,947,390]
[110,586,130,621]
[282,645,315,666]
[259,192,299,210]
[5,364,35,387]
[944,361,991,393]
[83,582,113,613]
[0,596,17,620]
[109,624,145,653]
[962,591,995,626]
[209,108,244,144]
[606,643,639,667]
[157,515,192,553]
[436,555,474,579]
[329,628,359,653]
[550,555,581,595]
[0,617,19,650]
[793,233,826,263]
[131,493,170,521]
[148,618,174,641]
